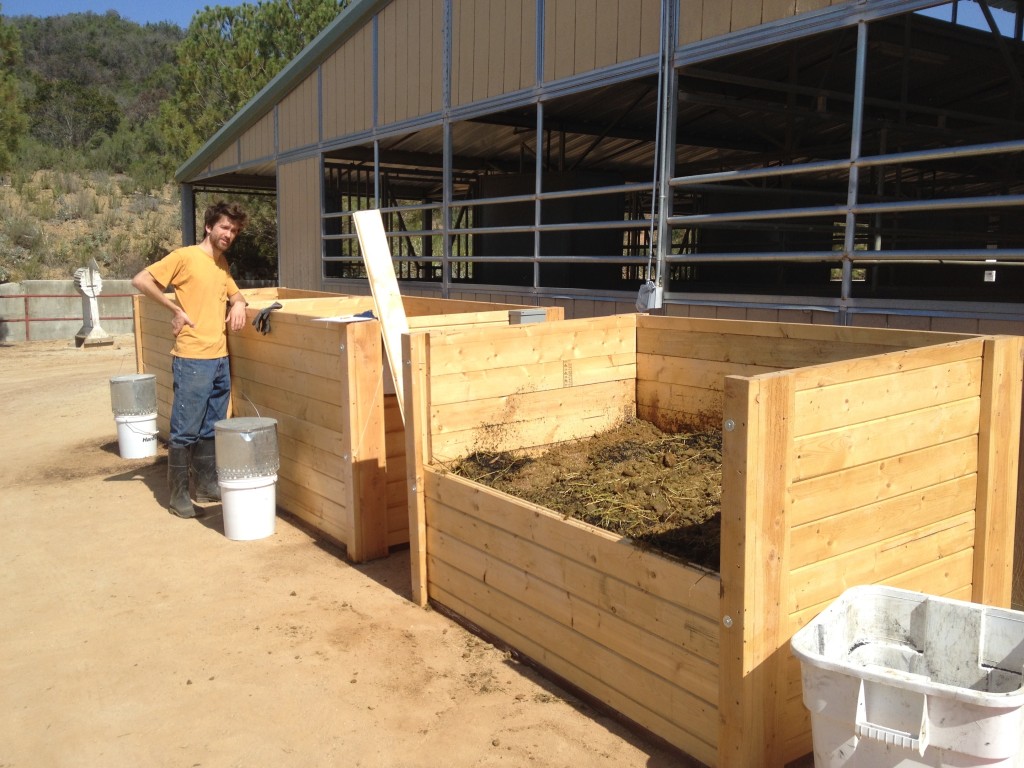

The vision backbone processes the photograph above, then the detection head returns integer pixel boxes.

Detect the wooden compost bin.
[133,288,561,562]
[401,313,1023,767]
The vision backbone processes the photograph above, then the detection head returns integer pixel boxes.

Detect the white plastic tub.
[791,585,1024,767]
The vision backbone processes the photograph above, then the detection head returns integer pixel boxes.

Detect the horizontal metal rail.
[0,292,137,342]
[670,138,1024,187]
[669,194,1024,226]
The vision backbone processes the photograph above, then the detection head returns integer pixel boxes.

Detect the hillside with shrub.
[0,0,347,284]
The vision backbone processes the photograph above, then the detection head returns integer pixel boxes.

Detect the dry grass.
[0,171,180,282]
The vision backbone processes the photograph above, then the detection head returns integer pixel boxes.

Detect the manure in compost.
[451,418,722,571]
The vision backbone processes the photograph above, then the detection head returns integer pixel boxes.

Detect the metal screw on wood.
[723,615,733,628]
[724,419,735,431]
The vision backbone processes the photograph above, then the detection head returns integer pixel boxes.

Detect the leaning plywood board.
[353,209,408,419]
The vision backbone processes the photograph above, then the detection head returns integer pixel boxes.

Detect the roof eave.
[175,0,388,184]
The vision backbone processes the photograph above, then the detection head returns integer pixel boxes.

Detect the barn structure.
[172,0,1024,746]
[175,0,1024,334]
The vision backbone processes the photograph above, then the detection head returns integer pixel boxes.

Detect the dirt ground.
[0,337,688,768]
[451,420,722,571]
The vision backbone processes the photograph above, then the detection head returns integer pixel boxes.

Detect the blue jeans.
[169,356,231,447]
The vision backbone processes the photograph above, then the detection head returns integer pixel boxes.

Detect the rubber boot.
[167,445,196,518]
[191,438,221,503]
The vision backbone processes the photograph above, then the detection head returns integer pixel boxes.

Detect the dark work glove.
[252,302,283,335]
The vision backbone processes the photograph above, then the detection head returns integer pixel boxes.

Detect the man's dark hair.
[204,201,248,232]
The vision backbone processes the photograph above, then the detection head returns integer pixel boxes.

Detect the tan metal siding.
[278,157,321,290]
[452,0,535,108]
[239,111,275,163]
[379,0,443,125]
[679,0,842,43]
[323,24,374,139]
[278,72,319,153]
[544,0,658,83]
[210,142,239,172]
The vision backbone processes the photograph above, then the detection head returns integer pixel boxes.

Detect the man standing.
[132,201,249,518]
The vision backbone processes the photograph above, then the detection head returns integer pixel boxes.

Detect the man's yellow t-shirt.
[145,245,240,359]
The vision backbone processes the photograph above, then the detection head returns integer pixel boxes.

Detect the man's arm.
[226,291,248,332]
[132,269,194,337]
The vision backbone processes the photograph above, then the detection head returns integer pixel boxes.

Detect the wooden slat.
[406,309,515,330]
[429,353,635,405]
[640,327,911,372]
[789,511,976,613]
[277,478,350,543]
[789,550,976,632]
[429,495,720,665]
[228,332,349,382]
[789,475,978,568]
[637,314,969,347]
[973,335,1024,606]
[790,338,984,390]
[354,209,409,419]
[426,313,636,373]
[229,356,344,408]
[793,356,982,435]
[401,295,535,315]
[276,431,346,478]
[428,522,719,702]
[229,375,344,426]
[790,435,978,529]
[430,379,635,460]
[428,573,718,767]
[793,398,981,481]
[425,469,721,614]
[229,399,346,459]
[636,379,725,431]
[277,454,348,510]
[638,351,776,390]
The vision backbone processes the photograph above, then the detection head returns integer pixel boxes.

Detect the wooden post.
[132,294,144,373]
[973,335,1024,607]
[342,320,389,563]
[719,373,794,767]
[403,331,430,606]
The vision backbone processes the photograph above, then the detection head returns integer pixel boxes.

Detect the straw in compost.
[451,418,723,571]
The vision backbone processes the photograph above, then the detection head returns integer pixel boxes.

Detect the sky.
[0,0,238,29]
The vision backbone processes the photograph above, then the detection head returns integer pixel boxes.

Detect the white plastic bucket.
[114,412,158,459]
[220,474,277,541]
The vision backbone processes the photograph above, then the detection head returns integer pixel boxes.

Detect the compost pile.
[451,418,722,571]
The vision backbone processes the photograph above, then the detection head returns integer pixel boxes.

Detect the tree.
[30,79,121,149]
[0,5,29,173]
[162,0,346,162]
